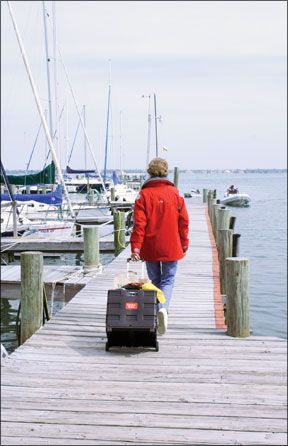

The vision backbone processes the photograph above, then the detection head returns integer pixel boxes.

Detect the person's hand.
[131,253,141,261]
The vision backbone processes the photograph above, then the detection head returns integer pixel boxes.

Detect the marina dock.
[0,265,92,301]
[1,233,129,254]
[1,202,287,445]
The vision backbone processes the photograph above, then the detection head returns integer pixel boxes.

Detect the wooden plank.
[1,422,286,445]
[1,236,128,253]
[2,398,286,419]
[2,409,287,433]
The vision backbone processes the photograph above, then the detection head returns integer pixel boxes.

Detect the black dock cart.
[105,259,158,351]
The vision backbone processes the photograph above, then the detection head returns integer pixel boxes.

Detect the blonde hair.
[147,158,168,177]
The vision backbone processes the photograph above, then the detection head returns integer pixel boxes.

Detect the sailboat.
[0,162,63,206]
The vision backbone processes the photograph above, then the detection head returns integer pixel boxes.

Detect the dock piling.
[218,229,233,294]
[83,226,100,271]
[232,233,241,257]
[87,189,95,205]
[173,167,179,188]
[229,216,236,230]
[75,223,82,237]
[110,187,115,201]
[225,257,250,337]
[20,252,43,344]
[114,211,126,256]
[207,191,214,219]
[202,188,208,203]
[216,208,231,244]
[212,203,221,237]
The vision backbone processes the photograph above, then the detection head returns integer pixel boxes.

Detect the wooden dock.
[1,233,129,254]
[1,202,287,445]
[0,265,93,300]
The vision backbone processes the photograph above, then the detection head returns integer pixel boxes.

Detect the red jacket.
[130,178,189,261]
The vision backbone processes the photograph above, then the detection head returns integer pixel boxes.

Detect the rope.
[1,238,23,253]
[16,285,51,346]
[15,301,21,346]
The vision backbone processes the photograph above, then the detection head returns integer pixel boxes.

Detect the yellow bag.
[141,282,166,304]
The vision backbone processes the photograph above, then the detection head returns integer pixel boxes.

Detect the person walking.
[130,158,189,335]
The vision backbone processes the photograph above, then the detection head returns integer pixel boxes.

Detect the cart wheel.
[105,342,110,352]
[155,341,159,352]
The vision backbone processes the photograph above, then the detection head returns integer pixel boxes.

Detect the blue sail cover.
[112,170,122,185]
[0,184,63,206]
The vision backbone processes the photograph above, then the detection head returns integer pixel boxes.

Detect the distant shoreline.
[5,168,287,174]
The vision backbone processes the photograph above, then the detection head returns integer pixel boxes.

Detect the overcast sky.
[1,1,287,171]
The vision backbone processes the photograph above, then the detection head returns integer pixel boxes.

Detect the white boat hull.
[221,193,251,207]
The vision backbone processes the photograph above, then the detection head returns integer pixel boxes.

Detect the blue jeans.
[146,261,178,312]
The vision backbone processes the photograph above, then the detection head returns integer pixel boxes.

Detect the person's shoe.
[157,308,168,335]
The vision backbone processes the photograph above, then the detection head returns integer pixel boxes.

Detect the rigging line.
[58,49,108,197]
[0,160,20,216]
[6,1,75,219]
[42,1,53,138]
[67,106,84,165]
[43,103,65,167]
[103,84,111,184]
[25,120,43,185]
[44,11,108,199]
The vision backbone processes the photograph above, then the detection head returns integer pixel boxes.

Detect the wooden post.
[202,188,208,203]
[12,201,18,237]
[232,233,241,257]
[20,252,43,344]
[75,223,82,237]
[229,216,236,230]
[110,187,115,201]
[8,252,15,263]
[83,226,100,271]
[173,167,179,188]
[207,191,213,219]
[209,198,216,224]
[218,229,233,294]
[114,210,126,256]
[87,189,94,205]
[212,203,221,237]
[225,257,250,337]
[216,208,231,244]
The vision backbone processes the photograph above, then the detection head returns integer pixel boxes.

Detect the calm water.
[1,172,287,354]
[174,171,287,339]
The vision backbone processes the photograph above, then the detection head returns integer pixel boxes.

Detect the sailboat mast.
[119,110,123,172]
[103,60,111,184]
[146,95,151,167]
[52,1,60,168]
[6,0,74,218]
[57,45,108,198]
[42,1,53,138]
[65,99,69,170]
[83,105,87,170]
[154,93,158,157]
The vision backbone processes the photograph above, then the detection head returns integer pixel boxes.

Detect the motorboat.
[221,192,251,207]
[113,183,139,203]
[184,189,201,198]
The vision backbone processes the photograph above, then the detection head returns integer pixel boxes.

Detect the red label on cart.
[125,302,138,310]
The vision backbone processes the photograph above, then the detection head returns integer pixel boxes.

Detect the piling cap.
[226,257,249,262]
